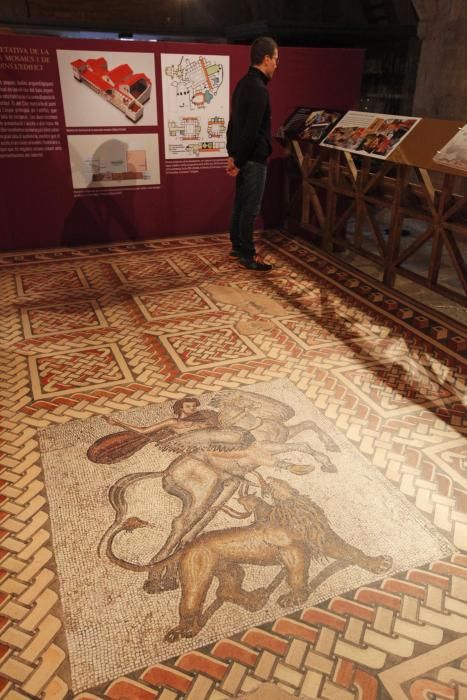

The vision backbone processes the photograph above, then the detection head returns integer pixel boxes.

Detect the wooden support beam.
[428,172,451,285]
[284,140,467,306]
[443,230,467,294]
[343,151,358,183]
[383,165,409,286]
[417,168,435,203]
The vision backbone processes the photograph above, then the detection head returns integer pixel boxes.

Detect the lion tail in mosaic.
[97,470,165,562]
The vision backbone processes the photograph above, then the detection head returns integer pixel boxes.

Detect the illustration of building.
[207,117,226,138]
[87,143,148,183]
[71,57,151,122]
[187,141,225,156]
[168,117,202,140]
[165,55,223,109]
[90,148,148,182]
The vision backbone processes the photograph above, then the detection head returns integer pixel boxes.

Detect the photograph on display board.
[277,106,343,143]
[433,124,467,172]
[67,133,160,189]
[321,110,420,160]
[57,50,157,127]
[161,53,229,159]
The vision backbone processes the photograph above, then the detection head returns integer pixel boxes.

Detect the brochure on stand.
[321,110,420,160]
[433,125,467,172]
[276,107,343,143]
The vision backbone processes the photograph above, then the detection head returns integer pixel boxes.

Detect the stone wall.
[413,0,467,119]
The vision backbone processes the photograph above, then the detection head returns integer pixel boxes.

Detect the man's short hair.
[250,36,278,66]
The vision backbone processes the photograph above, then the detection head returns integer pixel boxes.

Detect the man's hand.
[226,157,240,177]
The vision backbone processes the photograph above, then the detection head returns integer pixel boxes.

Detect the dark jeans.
[229,160,267,259]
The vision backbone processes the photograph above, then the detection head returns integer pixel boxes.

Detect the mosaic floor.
[0,230,465,700]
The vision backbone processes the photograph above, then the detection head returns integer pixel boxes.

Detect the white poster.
[161,53,229,160]
[321,110,420,160]
[67,133,160,189]
[57,50,157,128]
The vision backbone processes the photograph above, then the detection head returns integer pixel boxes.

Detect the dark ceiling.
[0,0,418,44]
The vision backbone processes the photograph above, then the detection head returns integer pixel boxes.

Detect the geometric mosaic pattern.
[158,326,265,370]
[29,344,133,398]
[134,288,217,321]
[15,268,90,296]
[0,230,465,698]
[21,301,107,339]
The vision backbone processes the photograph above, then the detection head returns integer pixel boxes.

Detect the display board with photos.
[276,106,344,143]
[320,110,421,160]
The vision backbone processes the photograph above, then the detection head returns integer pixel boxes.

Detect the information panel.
[321,110,420,160]
[0,37,364,250]
[161,53,229,161]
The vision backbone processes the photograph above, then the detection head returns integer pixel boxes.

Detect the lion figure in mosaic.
[163,476,392,642]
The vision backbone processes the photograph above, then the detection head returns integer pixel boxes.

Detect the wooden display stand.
[283,118,467,305]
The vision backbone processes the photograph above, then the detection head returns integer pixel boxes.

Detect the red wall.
[0,36,364,250]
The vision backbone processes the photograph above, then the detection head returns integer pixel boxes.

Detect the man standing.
[226,37,279,271]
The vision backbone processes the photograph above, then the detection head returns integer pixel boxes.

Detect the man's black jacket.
[226,66,272,169]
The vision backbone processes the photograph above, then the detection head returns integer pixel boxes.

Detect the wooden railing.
[283,132,467,306]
